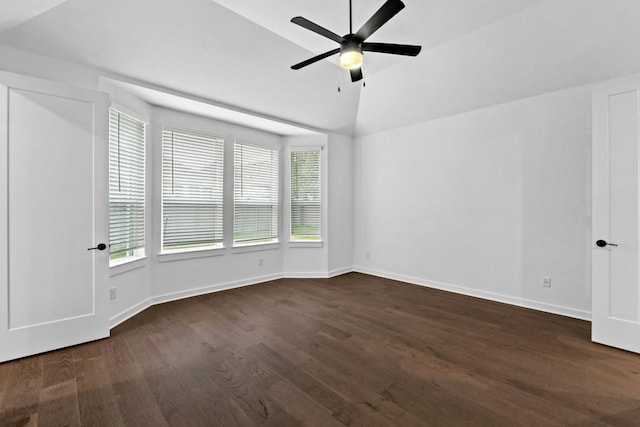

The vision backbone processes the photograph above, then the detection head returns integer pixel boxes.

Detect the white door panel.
[0,71,109,362]
[592,79,640,353]
[607,91,639,322]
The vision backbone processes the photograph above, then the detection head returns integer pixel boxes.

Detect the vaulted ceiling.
[1,0,640,136]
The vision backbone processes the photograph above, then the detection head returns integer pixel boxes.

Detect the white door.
[592,77,640,354]
[0,71,109,363]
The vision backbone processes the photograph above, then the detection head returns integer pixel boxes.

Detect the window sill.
[109,256,148,277]
[158,247,225,263]
[288,240,323,248]
[232,242,280,254]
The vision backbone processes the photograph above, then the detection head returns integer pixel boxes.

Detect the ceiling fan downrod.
[349,0,353,34]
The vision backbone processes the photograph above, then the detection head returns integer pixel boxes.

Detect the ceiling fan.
[290,0,422,83]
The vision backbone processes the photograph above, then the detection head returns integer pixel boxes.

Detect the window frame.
[160,127,225,254]
[108,106,147,267]
[289,146,323,244]
[233,140,280,248]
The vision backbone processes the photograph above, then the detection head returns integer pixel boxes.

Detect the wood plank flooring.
[1,272,640,426]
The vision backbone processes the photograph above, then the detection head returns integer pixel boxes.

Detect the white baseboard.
[109,273,283,329]
[110,298,152,329]
[328,266,353,277]
[151,273,284,306]
[283,266,353,279]
[283,271,331,278]
[111,269,355,328]
[110,269,355,330]
[110,265,591,331]
[353,265,591,321]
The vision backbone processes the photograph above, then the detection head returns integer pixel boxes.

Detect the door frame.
[592,75,640,353]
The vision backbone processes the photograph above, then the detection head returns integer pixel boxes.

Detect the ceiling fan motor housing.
[342,35,363,52]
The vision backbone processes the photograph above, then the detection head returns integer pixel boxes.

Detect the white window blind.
[234,142,279,245]
[290,149,321,241]
[162,129,224,251]
[109,109,146,261]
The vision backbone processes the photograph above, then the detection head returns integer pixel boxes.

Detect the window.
[109,108,146,263]
[234,142,279,246]
[290,148,321,241]
[162,129,224,252]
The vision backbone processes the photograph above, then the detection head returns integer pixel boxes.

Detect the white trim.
[160,123,225,143]
[328,266,353,278]
[158,247,225,263]
[234,138,281,152]
[281,267,354,279]
[109,273,284,329]
[108,265,592,332]
[151,273,283,306]
[109,256,148,277]
[231,242,280,254]
[289,145,323,152]
[591,72,640,96]
[287,145,325,243]
[109,298,152,329]
[109,102,149,125]
[353,266,592,321]
[283,271,333,278]
[288,241,323,248]
[99,74,324,137]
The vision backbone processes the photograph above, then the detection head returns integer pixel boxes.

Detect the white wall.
[0,44,97,89]
[328,133,354,275]
[354,85,592,319]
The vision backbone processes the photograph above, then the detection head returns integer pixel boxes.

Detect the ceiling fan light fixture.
[339,49,363,70]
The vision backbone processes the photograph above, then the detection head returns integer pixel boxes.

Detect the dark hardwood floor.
[1,272,640,426]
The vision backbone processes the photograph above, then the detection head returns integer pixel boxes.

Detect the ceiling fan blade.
[350,67,363,82]
[291,48,341,70]
[291,17,345,44]
[363,42,422,56]
[355,0,405,41]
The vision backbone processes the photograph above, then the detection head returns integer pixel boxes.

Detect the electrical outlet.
[110,287,117,300]
[542,277,551,288]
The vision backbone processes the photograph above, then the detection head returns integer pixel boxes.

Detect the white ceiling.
[0,0,362,134]
[212,0,546,77]
[1,0,640,136]
[103,78,317,136]
[0,0,67,33]
[355,0,640,134]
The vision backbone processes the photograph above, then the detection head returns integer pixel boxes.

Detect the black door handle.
[88,243,107,251]
[596,240,618,247]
